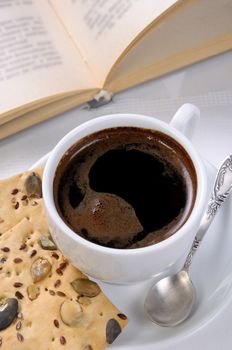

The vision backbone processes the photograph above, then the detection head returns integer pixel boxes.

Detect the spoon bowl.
[145,270,196,326]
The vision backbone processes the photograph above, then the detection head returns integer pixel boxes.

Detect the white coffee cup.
[43,104,207,284]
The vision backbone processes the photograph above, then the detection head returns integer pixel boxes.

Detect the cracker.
[0,169,46,234]
[0,171,128,349]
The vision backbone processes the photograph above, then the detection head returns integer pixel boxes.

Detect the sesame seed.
[13,282,23,288]
[60,336,66,345]
[11,188,19,195]
[15,291,24,300]
[53,319,59,328]
[16,321,22,330]
[17,333,24,342]
[1,247,10,252]
[54,279,61,288]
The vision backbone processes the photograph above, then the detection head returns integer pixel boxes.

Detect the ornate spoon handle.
[183,155,232,271]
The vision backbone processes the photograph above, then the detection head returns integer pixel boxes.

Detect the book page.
[104,0,232,92]
[49,0,179,84]
[0,0,96,118]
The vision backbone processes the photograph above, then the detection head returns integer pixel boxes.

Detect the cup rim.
[43,113,207,256]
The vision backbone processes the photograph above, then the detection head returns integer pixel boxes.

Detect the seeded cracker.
[0,169,46,234]
[0,170,127,349]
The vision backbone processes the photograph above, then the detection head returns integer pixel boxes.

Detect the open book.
[1,0,232,140]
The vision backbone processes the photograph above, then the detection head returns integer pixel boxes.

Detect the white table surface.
[0,50,232,349]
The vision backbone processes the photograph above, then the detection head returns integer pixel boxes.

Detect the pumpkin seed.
[27,284,40,300]
[106,318,121,344]
[39,235,57,250]
[30,257,51,283]
[24,172,42,198]
[70,279,101,298]
[60,300,83,327]
[0,298,18,331]
[78,297,91,306]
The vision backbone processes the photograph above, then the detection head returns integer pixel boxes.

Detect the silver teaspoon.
[144,155,232,327]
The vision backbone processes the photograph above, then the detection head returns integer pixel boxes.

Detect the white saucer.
[32,154,232,350]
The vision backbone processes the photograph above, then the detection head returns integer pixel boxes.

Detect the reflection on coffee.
[54,127,197,249]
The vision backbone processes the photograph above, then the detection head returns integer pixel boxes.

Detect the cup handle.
[169,103,200,139]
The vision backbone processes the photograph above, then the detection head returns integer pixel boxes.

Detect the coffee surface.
[54,127,197,249]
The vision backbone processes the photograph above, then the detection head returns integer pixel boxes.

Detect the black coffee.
[54,127,197,249]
